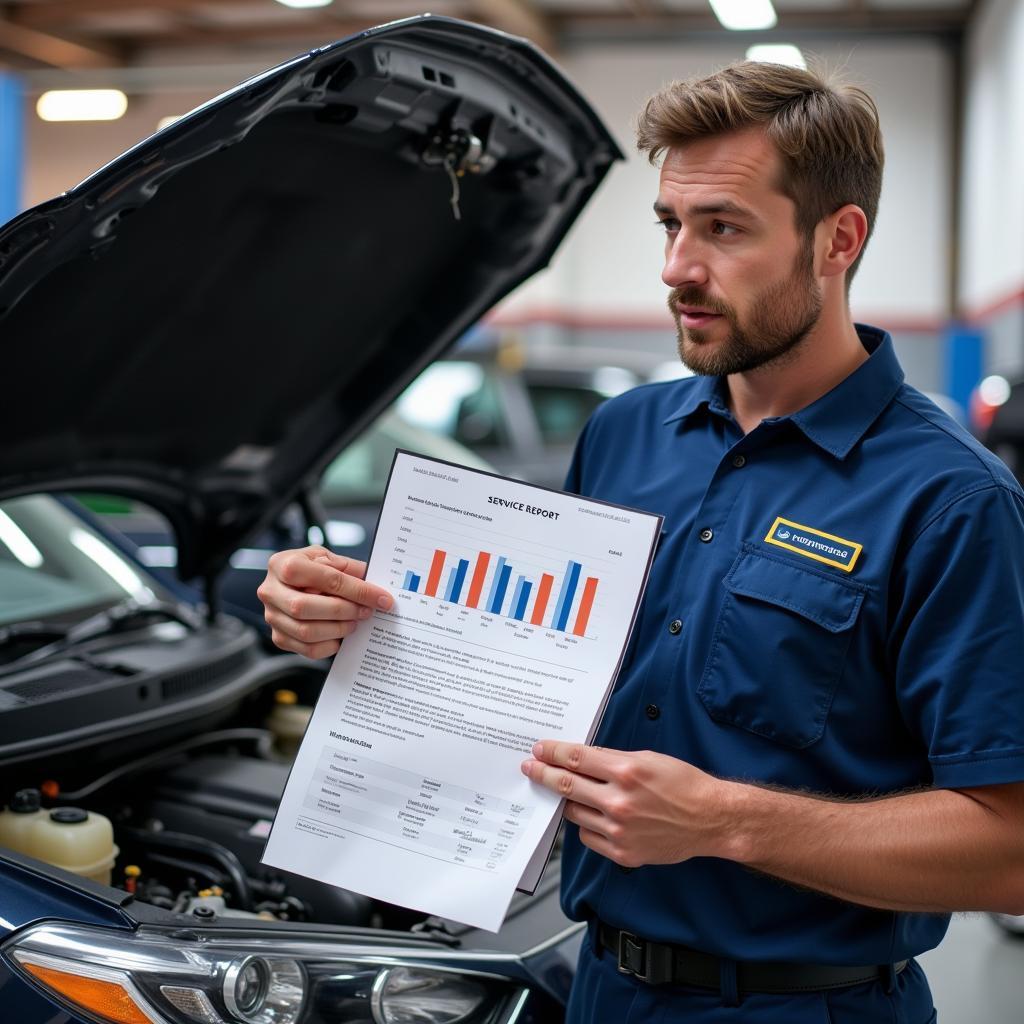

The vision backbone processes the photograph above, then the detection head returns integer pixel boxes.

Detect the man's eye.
[711,221,739,236]
[655,218,680,233]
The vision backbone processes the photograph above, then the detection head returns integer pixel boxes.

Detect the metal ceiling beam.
[557,7,970,39]
[0,15,118,68]
[128,18,376,49]
[10,0,263,25]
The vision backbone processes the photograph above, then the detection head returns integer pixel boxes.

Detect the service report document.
[263,451,663,931]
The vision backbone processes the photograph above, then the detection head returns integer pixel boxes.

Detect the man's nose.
[662,234,708,289]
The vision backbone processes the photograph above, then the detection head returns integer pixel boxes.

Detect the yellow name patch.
[764,516,863,572]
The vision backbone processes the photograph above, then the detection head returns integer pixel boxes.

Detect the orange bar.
[572,577,599,637]
[424,549,447,597]
[465,551,491,609]
[530,573,555,626]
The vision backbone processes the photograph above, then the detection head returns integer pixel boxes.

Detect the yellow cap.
[124,865,141,879]
[275,689,298,705]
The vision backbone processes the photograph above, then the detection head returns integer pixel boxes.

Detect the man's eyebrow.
[652,198,758,220]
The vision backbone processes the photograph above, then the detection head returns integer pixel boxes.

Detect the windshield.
[0,495,154,627]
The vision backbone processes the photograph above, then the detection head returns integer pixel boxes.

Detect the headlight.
[371,967,486,1024]
[2,922,528,1024]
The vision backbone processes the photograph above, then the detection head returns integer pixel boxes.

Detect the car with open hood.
[0,16,620,1024]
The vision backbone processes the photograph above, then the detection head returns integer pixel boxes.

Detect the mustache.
[667,288,731,317]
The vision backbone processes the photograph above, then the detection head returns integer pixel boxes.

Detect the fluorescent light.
[229,548,273,571]
[746,44,806,69]
[0,510,44,569]
[36,89,127,122]
[326,520,368,548]
[273,0,333,7]
[709,0,777,30]
[137,545,178,568]
[70,527,150,599]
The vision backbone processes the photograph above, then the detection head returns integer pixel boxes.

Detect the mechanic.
[256,61,1024,1023]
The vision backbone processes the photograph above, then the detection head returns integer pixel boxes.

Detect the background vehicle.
[398,336,691,488]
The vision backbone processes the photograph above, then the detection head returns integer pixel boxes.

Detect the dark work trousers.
[566,930,938,1024]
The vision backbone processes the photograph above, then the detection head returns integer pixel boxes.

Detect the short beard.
[668,240,822,377]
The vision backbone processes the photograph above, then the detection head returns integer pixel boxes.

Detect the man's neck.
[725,307,868,435]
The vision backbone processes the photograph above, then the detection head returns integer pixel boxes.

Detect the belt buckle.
[617,931,648,980]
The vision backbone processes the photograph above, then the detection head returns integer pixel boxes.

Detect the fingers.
[268,547,392,611]
[269,632,343,661]
[528,740,622,782]
[257,545,394,657]
[520,755,608,808]
[260,575,375,623]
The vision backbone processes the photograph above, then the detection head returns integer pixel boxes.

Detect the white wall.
[959,0,1024,318]
[497,37,954,329]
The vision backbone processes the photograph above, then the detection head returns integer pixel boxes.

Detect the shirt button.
[699,528,714,543]
[645,703,661,720]
[668,618,682,635]
[732,454,746,468]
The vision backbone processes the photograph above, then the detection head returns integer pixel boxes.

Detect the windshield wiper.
[1,598,202,671]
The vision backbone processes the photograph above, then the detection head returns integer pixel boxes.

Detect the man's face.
[657,129,823,376]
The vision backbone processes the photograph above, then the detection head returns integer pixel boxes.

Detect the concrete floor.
[918,914,1022,1022]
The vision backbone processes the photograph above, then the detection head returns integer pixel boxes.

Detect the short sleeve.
[890,483,1024,788]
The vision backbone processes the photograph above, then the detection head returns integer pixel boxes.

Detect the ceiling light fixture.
[36,90,127,122]
[746,44,806,68]
[709,0,777,31]
[273,0,334,8]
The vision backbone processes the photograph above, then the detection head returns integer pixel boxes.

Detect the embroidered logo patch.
[764,516,862,572]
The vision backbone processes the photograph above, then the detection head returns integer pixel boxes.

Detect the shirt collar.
[661,324,905,460]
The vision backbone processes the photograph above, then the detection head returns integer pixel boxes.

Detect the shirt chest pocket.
[696,545,868,749]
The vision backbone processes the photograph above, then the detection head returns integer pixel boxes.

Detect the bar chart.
[402,545,600,638]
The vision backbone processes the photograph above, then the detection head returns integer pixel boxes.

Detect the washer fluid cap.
[11,788,42,813]
[50,808,88,824]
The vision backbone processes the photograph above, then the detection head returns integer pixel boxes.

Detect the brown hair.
[636,61,884,282]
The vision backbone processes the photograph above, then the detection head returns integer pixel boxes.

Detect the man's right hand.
[257,546,393,659]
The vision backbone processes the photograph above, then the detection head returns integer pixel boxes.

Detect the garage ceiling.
[0,0,975,70]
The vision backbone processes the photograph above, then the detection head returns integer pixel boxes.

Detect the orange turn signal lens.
[22,962,153,1024]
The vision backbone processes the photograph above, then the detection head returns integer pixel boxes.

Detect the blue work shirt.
[561,324,1024,965]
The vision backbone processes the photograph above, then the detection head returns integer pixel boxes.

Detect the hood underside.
[0,16,621,580]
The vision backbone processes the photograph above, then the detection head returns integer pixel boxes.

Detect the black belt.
[596,922,908,994]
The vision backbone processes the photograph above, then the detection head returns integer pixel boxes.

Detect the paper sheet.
[262,451,662,931]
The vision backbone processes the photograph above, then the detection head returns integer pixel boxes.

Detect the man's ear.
[818,204,869,279]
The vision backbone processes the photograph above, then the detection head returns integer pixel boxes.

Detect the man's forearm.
[720,781,1024,914]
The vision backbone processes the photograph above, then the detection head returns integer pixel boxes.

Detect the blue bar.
[512,578,532,621]
[450,558,469,604]
[510,577,526,619]
[485,556,507,612]
[443,566,459,602]
[943,325,985,422]
[0,74,23,224]
[554,562,582,632]
[489,563,513,615]
[410,573,420,593]
[551,560,582,631]
[403,570,414,590]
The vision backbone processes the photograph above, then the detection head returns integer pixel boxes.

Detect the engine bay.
[0,669,436,933]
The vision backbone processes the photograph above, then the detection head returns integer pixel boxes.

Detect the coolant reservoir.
[0,789,47,855]
[265,688,312,759]
[27,808,119,885]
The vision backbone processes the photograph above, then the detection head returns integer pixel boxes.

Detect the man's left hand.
[521,741,734,868]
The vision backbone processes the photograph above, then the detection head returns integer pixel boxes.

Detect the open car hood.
[0,15,621,581]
